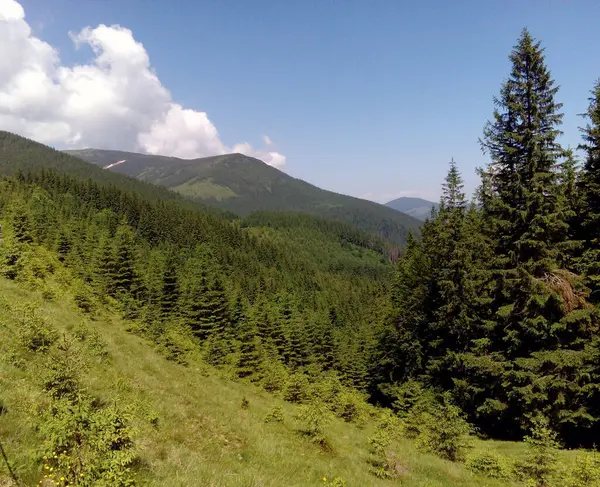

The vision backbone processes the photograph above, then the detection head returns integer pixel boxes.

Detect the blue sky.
[10,0,600,203]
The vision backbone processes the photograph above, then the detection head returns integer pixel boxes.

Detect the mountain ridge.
[66,148,422,244]
[385,196,439,221]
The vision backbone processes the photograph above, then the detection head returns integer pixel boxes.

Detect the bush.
[260,361,288,393]
[155,326,194,366]
[466,452,512,480]
[516,415,559,487]
[16,304,57,352]
[387,379,433,418]
[367,410,404,479]
[323,477,347,487]
[283,373,311,404]
[72,279,96,314]
[74,323,110,361]
[42,337,86,400]
[563,452,600,487]
[414,394,472,462]
[264,406,284,423]
[294,401,331,450]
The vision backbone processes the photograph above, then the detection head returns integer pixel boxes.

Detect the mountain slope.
[0,277,523,487]
[385,196,439,221]
[66,148,421,244]
[0,131,234,219]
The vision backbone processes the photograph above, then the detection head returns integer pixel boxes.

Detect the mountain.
[65,148,421,244]
[385,196,439,221]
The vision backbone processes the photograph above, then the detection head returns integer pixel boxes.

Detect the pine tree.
[94,231,118,296]
[159,253,180,319]
[237,312,263,379]
[11,206,33,244]
[478,29,599,442]
[112,223,139,297]
[578,79,600,299]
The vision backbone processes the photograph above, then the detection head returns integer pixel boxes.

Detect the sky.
[1,0,600,203]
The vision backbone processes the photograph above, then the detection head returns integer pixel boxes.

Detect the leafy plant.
[517,415,559,487]
[414,394,472,462]
[264,406,284,423]
[294,401,331,450]
[466,452,512,480]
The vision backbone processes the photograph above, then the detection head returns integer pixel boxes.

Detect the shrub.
[264,406,284,423]
[283,373,311,404]
[414,394,472,462]
[367,410,404,479]
[260,361,288,393]
[388,379,433,418]
[72,279,96,314]
[74,324,110,361]
[156,326,194,366]
[241,397,249,410]
[16,304,57,352]
[42,337,85,400]
[563,452,600,487]
[294,401,331,450]
[517,415,559,487]
[466,452,512,480]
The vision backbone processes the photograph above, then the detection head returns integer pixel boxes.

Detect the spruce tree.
[237,312,262,379]
[578,79,600,298]
[112,223,139,297]
[478,29,598,442]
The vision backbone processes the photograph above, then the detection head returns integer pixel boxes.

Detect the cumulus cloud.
[0,0,286,167]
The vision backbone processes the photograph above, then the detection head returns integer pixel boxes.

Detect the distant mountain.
[66,148,422,245]
[385,196,439,221]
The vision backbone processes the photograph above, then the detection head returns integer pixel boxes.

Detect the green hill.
[0,131,595,487]
[65,148,421,244]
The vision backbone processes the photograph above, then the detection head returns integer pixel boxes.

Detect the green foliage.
[15,304,58,353]
[264,406,284,423]
[414,395,472,462]
[375,29,600,449]
[367,410,403,479]
[283,373,311,404]
[69,148,421,246]
[465,452,512,480]
[294,401,331,449]
[322,477,348,487]
[563,452,600,487]
[517,416,560,487]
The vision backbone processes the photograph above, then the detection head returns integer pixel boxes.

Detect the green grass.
[0,277,529,487]
[173,177,238,200]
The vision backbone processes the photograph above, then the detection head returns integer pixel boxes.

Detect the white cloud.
[0,0,286,167]
[263,135,272,146]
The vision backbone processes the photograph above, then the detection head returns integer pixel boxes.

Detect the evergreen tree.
[478,29,598,441]
[11,206,33,244]
[578,79,600,299]
[237,312,263,379]
[94,231,118,296]
[159,252,180,319]
[112,223,140,297]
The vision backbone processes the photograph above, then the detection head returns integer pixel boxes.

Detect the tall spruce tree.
[479,29,598,442]
[578,79,600,299]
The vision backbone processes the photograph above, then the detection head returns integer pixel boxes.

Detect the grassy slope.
[66,149,422,245]
[0,277,527,487]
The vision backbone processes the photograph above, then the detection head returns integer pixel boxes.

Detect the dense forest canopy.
[374,29,600,448]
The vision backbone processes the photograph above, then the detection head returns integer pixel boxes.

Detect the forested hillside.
[1,27,600,487]
[66,149,422,245]
[374,29,600,451]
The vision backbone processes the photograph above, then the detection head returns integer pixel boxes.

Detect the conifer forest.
[1,28,600,487]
